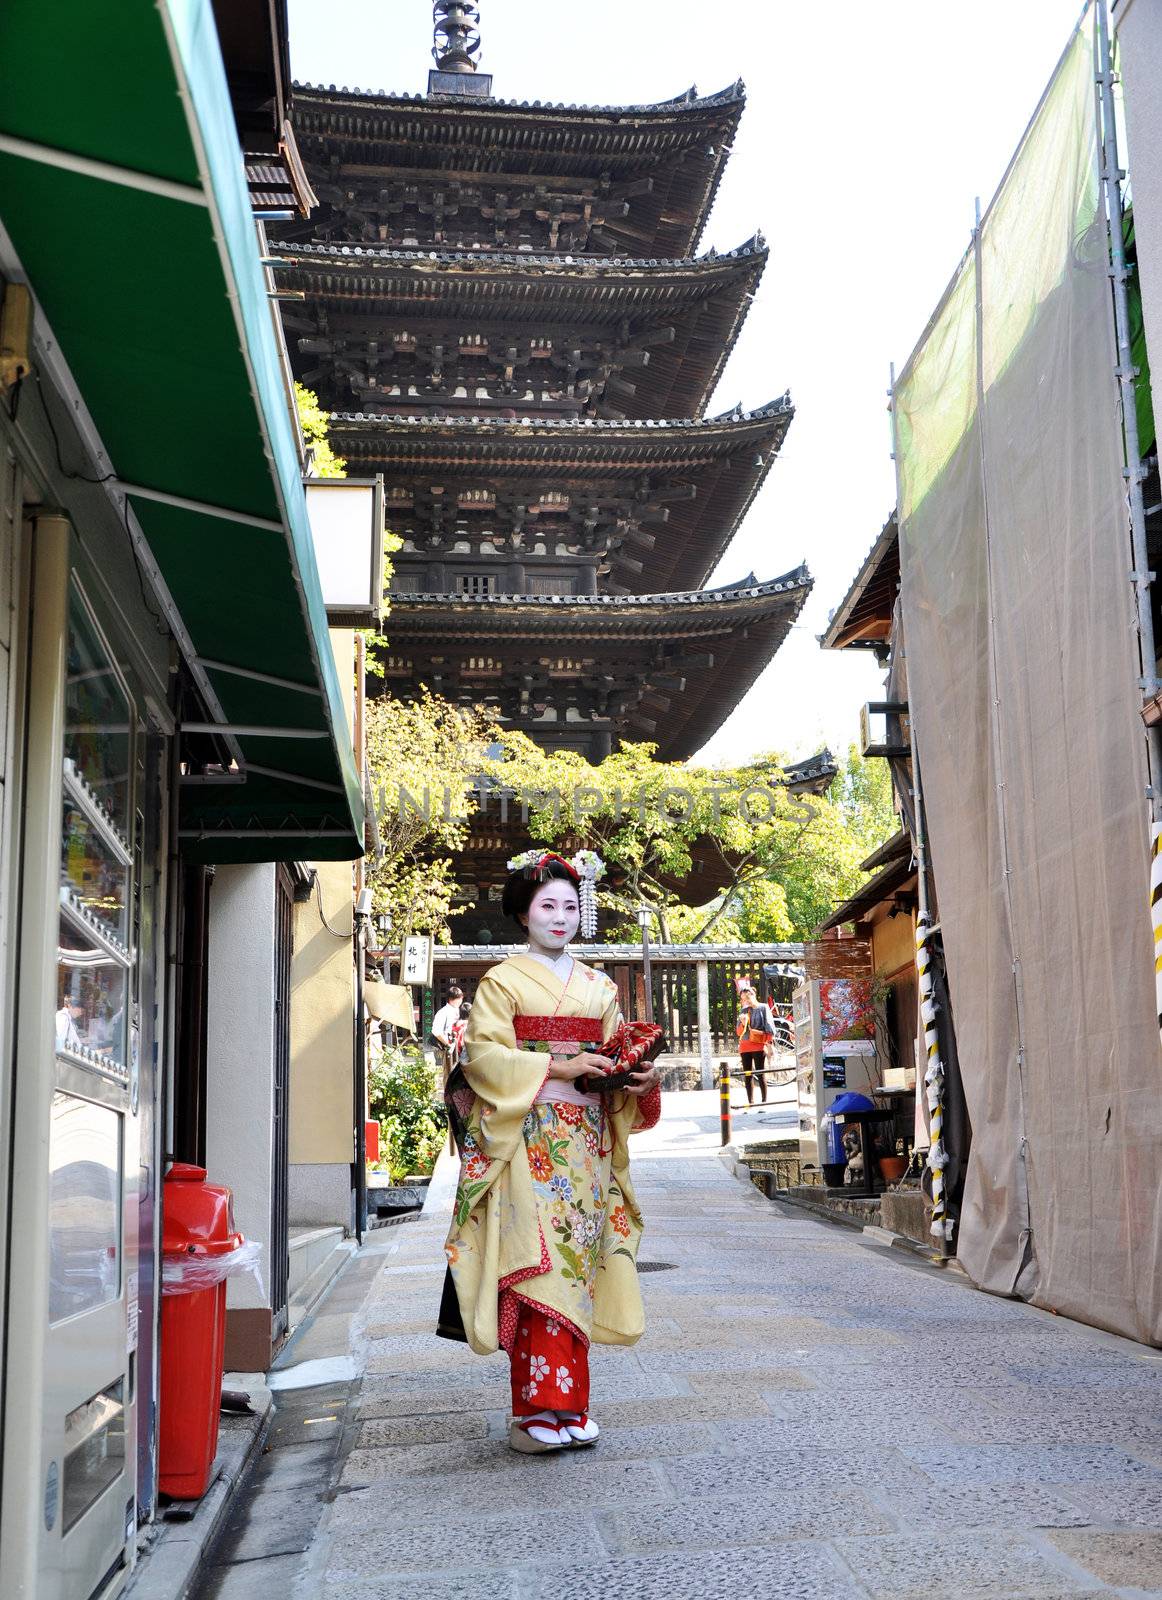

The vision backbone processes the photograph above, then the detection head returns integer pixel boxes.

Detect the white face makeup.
[521,878,580,956]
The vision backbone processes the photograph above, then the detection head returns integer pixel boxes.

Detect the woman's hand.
[546,1049,615,1083]
[625,1062,662,1097]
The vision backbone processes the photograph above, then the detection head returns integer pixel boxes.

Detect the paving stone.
[688,1368,816,1394]
[361,1359,508,1392]
[362,1317,446,1338]
[517,1540,858,1599]
[323,1575,519,1600]
[357,1412,490,1447]
[595,1392,769,1428]
[646,1346,878,1373]
[1048,1527,1162,1585]
[946,1408,1162,1446]
[357,1381,512,1419]
[903,1443,1162,1486]
[664,1448,926,1499]
[579,1421,719,1460]
[341,1436,508,1482]
[326,1508,603,1575]
[1060,1482,1162,1527]
[883,1483,1091,1531]
[366,1344,500,1375]
[190,1096,1162,1600]
[339,1453,674,1511]
[835,1531,1094,1598]
[598,1485,892,1554]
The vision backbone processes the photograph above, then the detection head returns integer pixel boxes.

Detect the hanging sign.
[401,936,434,988]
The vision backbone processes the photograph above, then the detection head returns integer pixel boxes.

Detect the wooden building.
[274,9,810,905]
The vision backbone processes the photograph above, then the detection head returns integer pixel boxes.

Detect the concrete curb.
[122,1380,272,1600]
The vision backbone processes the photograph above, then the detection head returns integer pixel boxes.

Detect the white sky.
[288,0,1085,765]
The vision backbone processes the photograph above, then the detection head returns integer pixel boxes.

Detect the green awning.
[0,0,363,862]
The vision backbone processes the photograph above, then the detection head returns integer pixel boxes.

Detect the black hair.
[500,858,580,931]
[447,983,464,998]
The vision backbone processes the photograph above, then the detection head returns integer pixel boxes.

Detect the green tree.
[491,736,893,942]
[295,382,347,478]
[829,744,897,858]
[367,1042,447,1179]
[365,689,498,941]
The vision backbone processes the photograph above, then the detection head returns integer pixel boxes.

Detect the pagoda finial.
[432,2,481,74]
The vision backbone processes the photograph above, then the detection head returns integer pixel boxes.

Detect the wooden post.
[719,1060,732,1147]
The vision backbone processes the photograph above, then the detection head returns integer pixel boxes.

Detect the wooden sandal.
[509,1412,569,1453]
[558,1411,600,1445]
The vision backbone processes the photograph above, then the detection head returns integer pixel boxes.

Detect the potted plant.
[878,1137,908,1185]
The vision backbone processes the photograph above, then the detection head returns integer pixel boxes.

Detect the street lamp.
[636,905,655,1024]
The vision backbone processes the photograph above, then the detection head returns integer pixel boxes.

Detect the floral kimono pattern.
[444,953,660,1358]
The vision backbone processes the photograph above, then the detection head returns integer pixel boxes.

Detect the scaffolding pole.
[1096,0,1162,809]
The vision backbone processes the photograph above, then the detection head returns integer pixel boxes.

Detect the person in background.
[451,997,471,1067]
[431,983,464,1079]
[735,983,776,1105]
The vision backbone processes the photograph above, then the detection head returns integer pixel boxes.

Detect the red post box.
[158,1163,243,1499]
[365,1118,380,1163]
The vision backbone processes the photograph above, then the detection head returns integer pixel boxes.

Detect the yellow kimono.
[444,953,659,1356]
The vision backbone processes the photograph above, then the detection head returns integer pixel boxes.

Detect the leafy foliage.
[295,382,347,479]
[492,736,895,942]
[364,689,499,940]
[368,1042,447,1180]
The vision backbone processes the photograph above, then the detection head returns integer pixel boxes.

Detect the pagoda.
[276,2,810,930]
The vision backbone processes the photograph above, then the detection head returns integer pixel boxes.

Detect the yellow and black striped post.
[719,1059,731,1146]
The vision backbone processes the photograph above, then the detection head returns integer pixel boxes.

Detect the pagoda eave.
[377,569,812,761]
[288,80,745,257]
[336,402,792,594]
[273,237,765,420]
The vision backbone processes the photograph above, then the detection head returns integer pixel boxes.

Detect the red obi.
[513,1015,605,1044]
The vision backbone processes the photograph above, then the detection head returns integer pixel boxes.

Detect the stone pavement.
[191,1092,1162,1600]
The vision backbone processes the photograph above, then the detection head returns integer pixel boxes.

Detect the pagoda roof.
[271,237,765,419]
[820,512,899,653]
[379,567,811,761]
[330,399,792,593]
[290,80,745,257]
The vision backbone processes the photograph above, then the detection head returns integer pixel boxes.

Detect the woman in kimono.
[443,849,662,1453]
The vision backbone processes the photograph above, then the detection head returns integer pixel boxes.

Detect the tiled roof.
[293,80,746,115]
[819,512,900,651]
[782,748,838,792]
[267,235,766,274]
[429,940,803,962]
[390,568,809,609]
[331,395,791,432]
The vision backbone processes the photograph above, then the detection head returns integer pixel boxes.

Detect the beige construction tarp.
[894,11,1162,1343]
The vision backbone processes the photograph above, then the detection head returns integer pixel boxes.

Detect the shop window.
[57,586,134,1080]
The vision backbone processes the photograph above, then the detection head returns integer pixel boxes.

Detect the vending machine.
[793,978,878,1170]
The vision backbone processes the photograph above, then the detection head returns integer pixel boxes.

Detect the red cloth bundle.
[601,1020,665,1069]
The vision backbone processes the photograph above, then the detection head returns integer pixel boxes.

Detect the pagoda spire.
[432,2,481,74]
